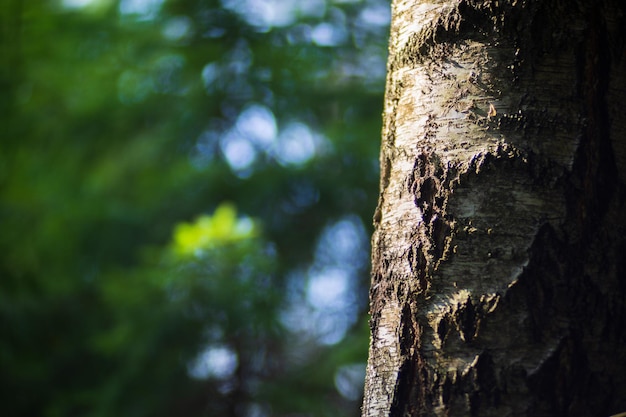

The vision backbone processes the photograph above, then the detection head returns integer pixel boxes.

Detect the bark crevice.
[364,0,626,415]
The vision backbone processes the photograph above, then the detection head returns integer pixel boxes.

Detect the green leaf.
[171,202,258,257]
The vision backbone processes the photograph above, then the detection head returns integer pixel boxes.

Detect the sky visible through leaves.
[0,0,389,416]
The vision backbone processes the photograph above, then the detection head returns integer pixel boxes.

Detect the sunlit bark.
[363,0,626,415]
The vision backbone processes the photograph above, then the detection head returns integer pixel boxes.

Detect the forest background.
[0,0,389,416]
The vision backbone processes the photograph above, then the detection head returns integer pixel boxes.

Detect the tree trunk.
[363,1,626,416]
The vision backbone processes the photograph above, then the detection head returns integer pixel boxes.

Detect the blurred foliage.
[0,0,388,416]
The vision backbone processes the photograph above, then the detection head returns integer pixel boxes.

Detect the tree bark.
[363,1,626,416]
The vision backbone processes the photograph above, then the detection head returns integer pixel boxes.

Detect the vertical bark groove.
[363,0,626,416]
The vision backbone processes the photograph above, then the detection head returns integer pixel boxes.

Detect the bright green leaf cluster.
[171,203,258,258]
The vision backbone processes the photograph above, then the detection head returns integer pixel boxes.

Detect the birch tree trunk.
[363,1,626,416]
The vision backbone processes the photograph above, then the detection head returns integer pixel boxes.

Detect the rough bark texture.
[363,1,626,416]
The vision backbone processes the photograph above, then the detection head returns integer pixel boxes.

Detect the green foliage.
[171,203,258,257]
[0,0,389,416]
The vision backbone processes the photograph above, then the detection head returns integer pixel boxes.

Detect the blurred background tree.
[0,0,389,416]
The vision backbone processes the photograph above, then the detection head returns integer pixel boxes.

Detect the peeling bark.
[363,1,626,416]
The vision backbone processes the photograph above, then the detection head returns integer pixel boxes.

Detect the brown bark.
[363,1,626,416]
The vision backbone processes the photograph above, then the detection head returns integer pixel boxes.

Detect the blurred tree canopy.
[0,0,389,416]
